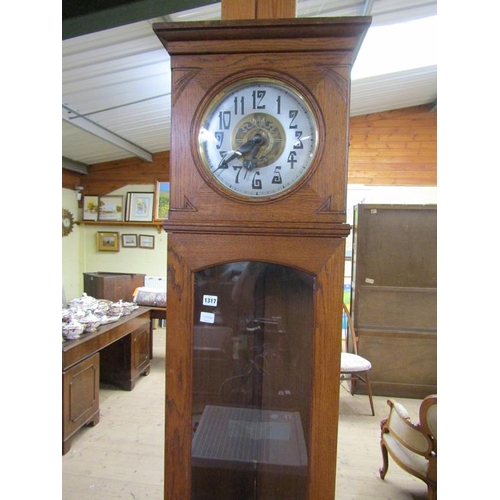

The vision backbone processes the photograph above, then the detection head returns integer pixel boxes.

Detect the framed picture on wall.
[82,195,99,221]
[139,234,155,249]
[126,192,154,222]
[97,231,120,252]
[154,181,170,220]
[98,195,124,221]
[121,234,138,248]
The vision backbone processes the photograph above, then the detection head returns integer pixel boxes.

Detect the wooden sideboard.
[62,307,152,454]
[83,272,145,302]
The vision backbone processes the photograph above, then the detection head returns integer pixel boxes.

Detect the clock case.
[154,18,371,238]
[153,18,371,499]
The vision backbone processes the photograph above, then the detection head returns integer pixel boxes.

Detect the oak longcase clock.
[154,17,371,499]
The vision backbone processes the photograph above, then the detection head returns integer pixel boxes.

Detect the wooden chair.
[379,395,437,500]
[340,303,375,416]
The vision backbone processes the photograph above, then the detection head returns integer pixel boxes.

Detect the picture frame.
[82,195,99,221]
[121,234,138,248]
[139,234,155,249]
[98,195,124,222]
[154,181,170,220]
[97,231,120,252]
[126,192,154,222]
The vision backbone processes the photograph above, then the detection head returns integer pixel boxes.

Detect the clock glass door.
[192,261,314,499]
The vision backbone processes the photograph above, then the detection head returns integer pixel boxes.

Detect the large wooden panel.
[351,204,437,398]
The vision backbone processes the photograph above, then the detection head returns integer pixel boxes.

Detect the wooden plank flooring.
[62,327,428,499]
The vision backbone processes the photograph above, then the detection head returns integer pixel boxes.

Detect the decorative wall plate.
[62,208,75,237]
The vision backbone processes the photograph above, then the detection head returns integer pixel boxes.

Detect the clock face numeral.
[215,132,224,149]
[251,172,262,189]
[293,131,303,149]
[252,90,266,109]
[218,111,231,130]
[199,78,318,198]
[272,166,283,185]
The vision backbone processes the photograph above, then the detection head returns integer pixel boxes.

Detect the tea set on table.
[62,293,138,341]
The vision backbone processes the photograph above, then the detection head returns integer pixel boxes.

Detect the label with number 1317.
[202,295,218,307]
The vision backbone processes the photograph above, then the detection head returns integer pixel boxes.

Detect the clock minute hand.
[215,138,254,171]
[214,150,239,173]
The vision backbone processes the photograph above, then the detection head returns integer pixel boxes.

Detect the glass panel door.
[191,262,313,499]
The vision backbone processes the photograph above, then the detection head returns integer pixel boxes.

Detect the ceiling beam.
[62,156,88,174]
[62,0,218,39]
[62,104,153,162]
[362,0,375,16]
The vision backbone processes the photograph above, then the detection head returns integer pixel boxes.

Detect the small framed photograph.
[139,234,155,249]
[98,195,124,221]
[97,231,119,252]
[126,192,154,222]
[82,195,99,221]
[154,181,170,220]
[121,234,138,248]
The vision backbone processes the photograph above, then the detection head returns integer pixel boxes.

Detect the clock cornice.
[154,17,371,64]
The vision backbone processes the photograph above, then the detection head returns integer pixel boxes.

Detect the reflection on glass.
[192,262,313,499]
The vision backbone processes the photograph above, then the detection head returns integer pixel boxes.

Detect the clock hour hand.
[216,134,263,172]
[242,134,263,171]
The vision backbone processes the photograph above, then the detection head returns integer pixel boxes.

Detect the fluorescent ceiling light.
[352,16,437,80]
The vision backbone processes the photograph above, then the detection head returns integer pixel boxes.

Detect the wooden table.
[62,307,151,454]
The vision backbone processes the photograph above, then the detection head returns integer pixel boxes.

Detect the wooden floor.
[62,327,428,499]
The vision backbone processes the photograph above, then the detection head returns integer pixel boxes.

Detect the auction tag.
[202,295,218,307]
[200,311,215,324]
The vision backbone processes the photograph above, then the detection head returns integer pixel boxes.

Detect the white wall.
[62,185,168,302]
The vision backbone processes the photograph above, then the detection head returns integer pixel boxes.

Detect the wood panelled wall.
[62,105,436,194]
[62,151,171,195]
[348,104,436,186]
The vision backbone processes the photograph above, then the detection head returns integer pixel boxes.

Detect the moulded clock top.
[153,17,372,62]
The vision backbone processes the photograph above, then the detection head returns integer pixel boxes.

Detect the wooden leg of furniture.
[365,371,375,416]
[379,421,389,480]
[148,308,166,360]
[428,485,437,500]
[62,412,100,455]
[150,320,154,360]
